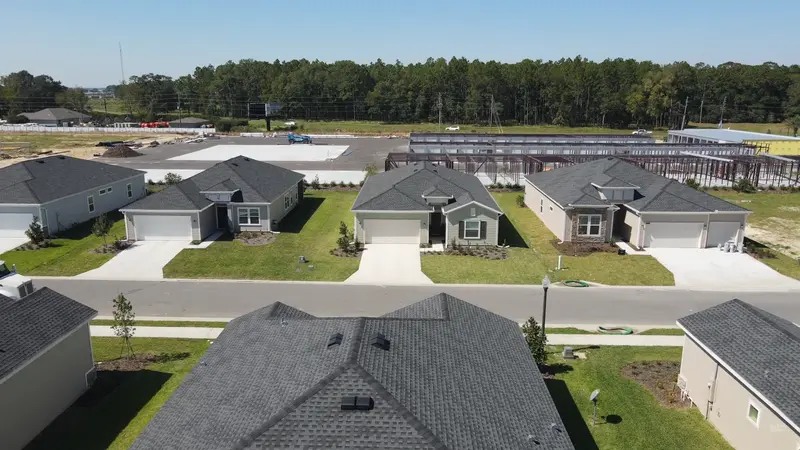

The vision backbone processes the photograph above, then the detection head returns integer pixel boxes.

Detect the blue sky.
[2,0,797,87]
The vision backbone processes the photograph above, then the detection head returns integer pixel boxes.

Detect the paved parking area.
[647,248,800,291]
[345,244,433,285]
[168,144,350,162]
[75,241,189,280]
[0,238,28,254]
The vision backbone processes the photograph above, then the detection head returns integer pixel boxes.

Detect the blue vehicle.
[287,133,312,144]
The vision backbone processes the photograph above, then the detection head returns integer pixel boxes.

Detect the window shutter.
[480,221,487,240]
[459,221,465,239]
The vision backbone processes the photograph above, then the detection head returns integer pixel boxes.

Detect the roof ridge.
[737,300,800,343]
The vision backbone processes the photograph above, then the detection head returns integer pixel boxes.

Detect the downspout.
[706,363,720,419]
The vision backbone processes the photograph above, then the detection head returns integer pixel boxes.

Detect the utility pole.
[437,92,442,132]
[719,96,727,128]
[698,90,706,124]
[681,96,689,130]
[489,94,495,129]
[177,92,182,124]
[102,96,108,124]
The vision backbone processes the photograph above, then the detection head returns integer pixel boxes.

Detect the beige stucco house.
[351,162,503,247]
[0,288,98,450]
[524,157,751,248]
[677,299,800,450]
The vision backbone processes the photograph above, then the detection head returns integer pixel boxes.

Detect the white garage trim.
[643,222,703,248]
[133,215,192,241]
[0,212,34,238]
[364,219,420,244]
[706,222,741,247]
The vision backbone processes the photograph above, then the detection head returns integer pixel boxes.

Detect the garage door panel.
[706,222,740,247]
[134,215,192,241]
[364,219,420,244]
[644,222,703,248]
[0,213,34,238]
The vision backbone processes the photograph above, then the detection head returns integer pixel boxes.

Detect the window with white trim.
[238,207,260,225]
[747,401,760,427]
[469,207,476,217]
[99,186,113,196]
[577,214,601,236]
[284,195,291,209]
[107,186,113,193]
[87,195,95,213]
[99,188,106,195]
[464,220,481,239]
[126,183,133,198]
[539,198,543,212]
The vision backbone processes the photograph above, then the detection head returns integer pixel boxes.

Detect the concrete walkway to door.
[75,240,189,280]
[345,244,433,285]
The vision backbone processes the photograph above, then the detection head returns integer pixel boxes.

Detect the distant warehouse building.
[668,128,800,155]
[169,117,210,129]
[20,108,90,127]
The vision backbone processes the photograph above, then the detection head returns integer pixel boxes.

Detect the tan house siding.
[680,337,800,450]
[525,182,568,241]
[445,203,500,246]
[622,208,642,245]
[0,325,94,450]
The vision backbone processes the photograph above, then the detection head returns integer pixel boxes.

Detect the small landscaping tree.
[363,163,379,181]
[733,177,756,193]
[92,213,113,247]
[25,216,46,245]
[685,178,700,190]
[164,172,183,185]
[515,194,525,208]
[521,317,548,365]
[337,221,353,251]
[111,293,136,358]
[310,175,320,190]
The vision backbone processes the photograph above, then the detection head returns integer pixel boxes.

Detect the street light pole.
[541,274,551,340]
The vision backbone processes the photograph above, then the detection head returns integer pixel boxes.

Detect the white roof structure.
[669,128,800,143]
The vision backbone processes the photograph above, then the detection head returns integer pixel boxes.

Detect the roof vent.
[36,160,45,164]
[369,332,390,351]
[327,332,343,348]
[231,163,239,167]
[341,396,374,411]
[243,157,251,162]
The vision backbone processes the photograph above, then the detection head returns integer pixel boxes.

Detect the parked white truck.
[0,260,34,300]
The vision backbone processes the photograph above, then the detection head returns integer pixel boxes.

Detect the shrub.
[347,181,355,188]
[215,118,249,132]
[164,172,183,185]
[338,181,346,187]
[310,175,320,190]
[512,183,522,190]
[685,178,700,190]
[521,317,547,365]
[515,194,525,208]
[505,182,514,189]
[768,184,776,190]
[733,178,756,193]
[6,112,29,124]
[25,217,46,244]
[91,213,113,246]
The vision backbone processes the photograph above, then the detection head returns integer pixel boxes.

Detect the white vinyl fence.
[0,125,213,134]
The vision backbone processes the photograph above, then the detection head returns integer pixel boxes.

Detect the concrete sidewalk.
[89,326,683,346]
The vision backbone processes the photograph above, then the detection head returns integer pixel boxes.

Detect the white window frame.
[238,207,260,226]
[464,220,481,240]
[127,183,133,198]
[284,195,291,209]
[87,195,95,213]
[469,207,476,217]
[107,186,113,193]
[539,198,543,212]
[577,214,602,236]
[747,400,760,428]
[99,188,107,196]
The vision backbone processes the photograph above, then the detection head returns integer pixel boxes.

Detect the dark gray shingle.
[131,293,573,450]
[0,288,97,380]
[0,155,144,204]
[20,108,90,121]
[678,299,800,430]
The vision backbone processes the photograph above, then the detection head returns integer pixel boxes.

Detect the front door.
[429,212,445,237]
[216,205,228,229]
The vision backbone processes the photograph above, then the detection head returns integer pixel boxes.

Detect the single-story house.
[0,156,147,237]
[524,157,751,248]
[130,293,574,450]
[20,108,90,127]
[169,117,210,128]
[0,288,98,450]
[121,156,304,241]
[351,162,503,246]
[677,299,800,449]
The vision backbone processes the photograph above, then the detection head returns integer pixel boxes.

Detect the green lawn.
[91,320,229,328]
[711,190,800,280]
[550,346,731,450]
[421,193,675,286]
[639,328,685,336]
[163,191,361,280]
[26,337,210,450]
[0,213,127,276]
[547,327,599,335]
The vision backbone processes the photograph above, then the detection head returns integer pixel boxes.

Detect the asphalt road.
[34,278,800,325]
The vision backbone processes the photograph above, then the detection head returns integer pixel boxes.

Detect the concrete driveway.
[75,241,190,280]
[0,238,28,254]
[345,244,433,285]
[647,248,800,291]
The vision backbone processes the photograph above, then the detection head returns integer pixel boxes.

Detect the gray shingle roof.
[20,108,90,121]
[525,157,749,213]
[131,294,574,450]
[124,156,304,211]
[0,155,145,204]
[0,288,97,381]
[678,299,800,430]
[353,162,501,214]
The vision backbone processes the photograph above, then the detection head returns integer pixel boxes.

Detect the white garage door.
[643,222,703,248]
[364,219,420,244]
[706,222,740,247]
[0,213,34,238]
[133,215,192,241]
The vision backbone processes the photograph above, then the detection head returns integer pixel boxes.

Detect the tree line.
[2,57,800,129]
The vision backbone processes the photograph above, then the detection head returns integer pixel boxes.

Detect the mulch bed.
[422,246,508,260]
[14,240,53,251]
[102,145,143,158]
[88,240,133,255]
[330,248,364,258]
[621,360,691,409]
[551,239,618,257]
[235,231,275,246]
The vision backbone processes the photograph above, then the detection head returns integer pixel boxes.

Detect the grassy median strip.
[422,193,675,286]
[91,320,229,328]
[638,328,685,336]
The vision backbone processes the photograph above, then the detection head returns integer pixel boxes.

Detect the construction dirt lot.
[0,133,186,168]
